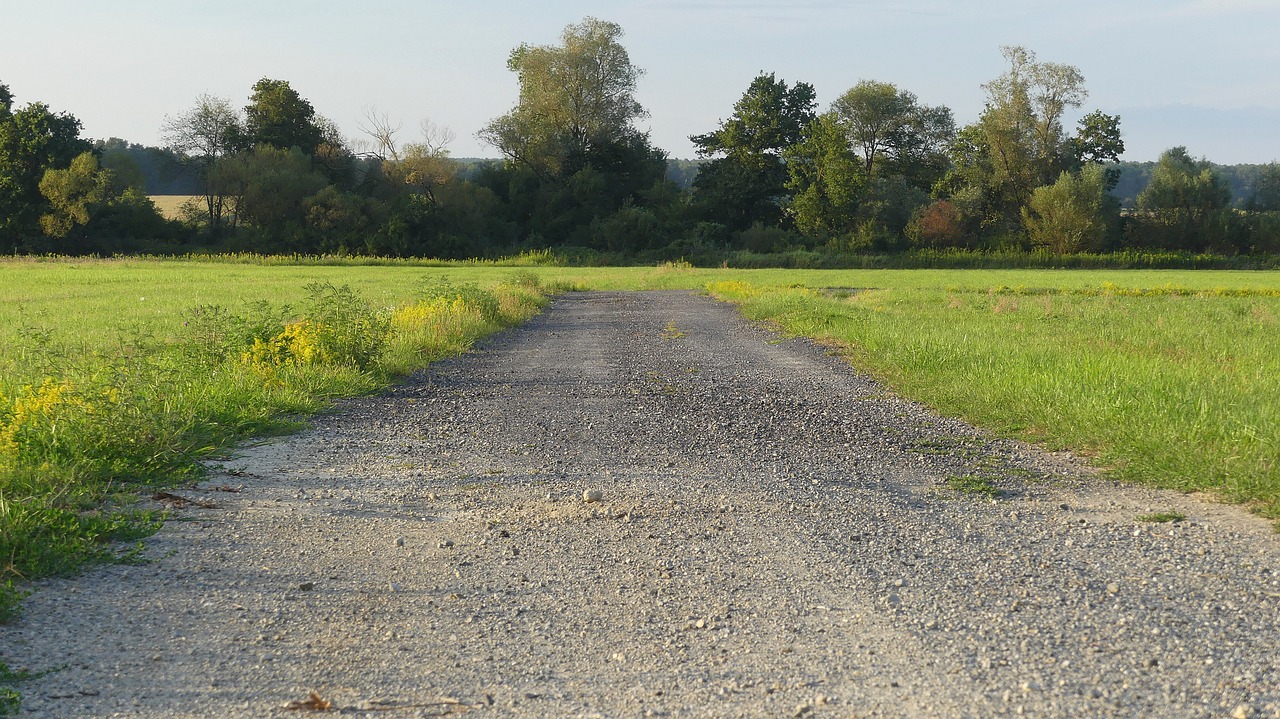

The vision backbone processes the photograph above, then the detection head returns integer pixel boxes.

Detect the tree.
[829,80,955,187]
[387,141,456,204]
[983,46,1086,180]
[1021,164,1117,253]
[932,46,1122,245]
[906,200,966,248]
[1247,162,1280,212]
[244,78,324,155]
[38,151,114,239]
[362,115,459,204]
[691,73,815,160]
[210,146,327,239]
[0,93,91,245]
[473,18,673,248]
[99,144,148,193]
[312,115,355,185]
[690,73,817,231]
[1136,147,1231,250]
[162,95,245,234]
[975,46,1088,218]
[785,112,864,238]
[1070,110,1125,190]
[479,17,647,178]
[1072,110,1124,166]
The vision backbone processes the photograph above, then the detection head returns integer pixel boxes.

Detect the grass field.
[705,277,1280,519]
[1,256,1278,620]
[0,257,556,618]
[147,195,202,221]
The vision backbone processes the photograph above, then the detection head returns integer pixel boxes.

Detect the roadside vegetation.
[0,261,549,619]
[3,257,1278,618]
[704,276,1280,524]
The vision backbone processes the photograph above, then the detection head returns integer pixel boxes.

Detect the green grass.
[0,258,550,620]
[706,275,1280,521]
[2,256,1279,624]
[1138,512,1187,523]
[946,475,1004,499]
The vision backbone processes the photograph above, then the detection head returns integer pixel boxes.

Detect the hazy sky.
[4,0,1279,163]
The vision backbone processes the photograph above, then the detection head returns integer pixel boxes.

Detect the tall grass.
[707,280,1280,521]
[0,274,547,619]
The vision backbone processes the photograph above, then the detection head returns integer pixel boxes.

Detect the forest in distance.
[3,17,1280,264]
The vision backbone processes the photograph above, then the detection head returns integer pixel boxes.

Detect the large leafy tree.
[978,46,1087,214]
[0,83,92,245]
[936,46,1123,241]
[1136,147,1231,250]
[210,145,327,239]
[38,151,114,239]
[479,17,648,178]
[784,112,864,238]
[691,73,816,159]
[244,78,325,155]
[1021,164,1118,253]
[476,18,669,246]
[690,73,817,231]
[1070,110,1125,190]
[829,80,954,188]
[162,94,246,234]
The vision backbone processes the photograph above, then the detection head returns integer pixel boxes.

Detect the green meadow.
[705,276,1279,518]
[1,256,1278,620]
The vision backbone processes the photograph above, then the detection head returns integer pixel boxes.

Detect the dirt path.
[3,291,1278,718]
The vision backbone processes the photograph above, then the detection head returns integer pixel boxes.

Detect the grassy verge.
[0,269,549,621]
[705,278,1280,523]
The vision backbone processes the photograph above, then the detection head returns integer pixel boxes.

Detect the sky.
[3,0,1279,164]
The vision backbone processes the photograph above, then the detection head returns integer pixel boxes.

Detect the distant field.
[7,259,1280,351]
[147,195,201,220]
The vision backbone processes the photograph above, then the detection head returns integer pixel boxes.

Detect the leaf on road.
[285,691,332,711]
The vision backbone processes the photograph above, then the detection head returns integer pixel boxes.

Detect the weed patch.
[1138,512,1186,524]
[661,322,687,340]
[946,475,1003,499]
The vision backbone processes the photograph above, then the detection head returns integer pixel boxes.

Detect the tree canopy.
[0,89,92,245]
[245,78,325,154]
[830,80,954,185]
[1136,147,1232,250]
[6,33,1279,260]
[479,18,648,178]
[689,73,817,232]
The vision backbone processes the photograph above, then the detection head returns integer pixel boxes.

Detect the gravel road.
[2,290,1278,718]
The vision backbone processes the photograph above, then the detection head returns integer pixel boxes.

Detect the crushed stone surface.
[2,290,1278,718]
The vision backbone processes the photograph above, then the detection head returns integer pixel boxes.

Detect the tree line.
[3,18,1279,260]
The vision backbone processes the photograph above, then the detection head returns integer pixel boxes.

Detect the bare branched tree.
[418,119,456,157]
[357,106,402,162]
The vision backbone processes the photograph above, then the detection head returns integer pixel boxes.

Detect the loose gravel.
[2,290,1278,718]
